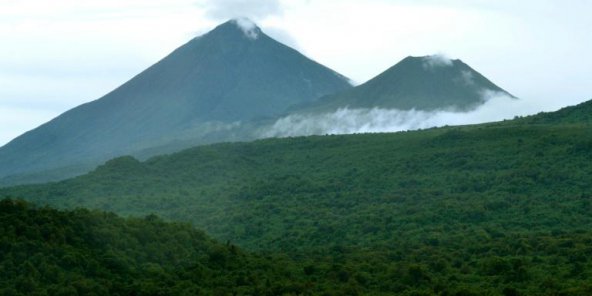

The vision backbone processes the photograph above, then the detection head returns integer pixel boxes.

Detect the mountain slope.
[3,99,592,294]
[0,18,352,184]
[292,55,515,114]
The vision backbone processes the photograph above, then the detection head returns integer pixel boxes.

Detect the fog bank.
[260,94,545,138]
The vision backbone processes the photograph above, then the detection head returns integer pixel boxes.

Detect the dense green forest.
[0,198,358,295]
[2,100,592,294]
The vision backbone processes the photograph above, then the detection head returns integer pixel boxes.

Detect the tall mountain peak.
[208,18,262,40]
[0,19,352,184]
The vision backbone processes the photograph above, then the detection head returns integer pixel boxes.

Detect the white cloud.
[197,0,283,21]
[196,1,302,49]
[422,54,454,69]
[259,93,547,138]
[232,18,260,39]
[458,70,475,86]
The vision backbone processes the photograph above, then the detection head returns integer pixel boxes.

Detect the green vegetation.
[518,99,592,125]
[3,101,592,294]
[0,198,348,295]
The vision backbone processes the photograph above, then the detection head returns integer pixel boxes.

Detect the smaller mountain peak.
[229,17,261,40]
[401,55,462,70]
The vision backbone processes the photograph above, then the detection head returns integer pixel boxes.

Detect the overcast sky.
[1,0,591,146]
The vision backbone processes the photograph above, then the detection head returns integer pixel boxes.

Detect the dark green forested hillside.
[3,101,592,294]
[0,199,357,296]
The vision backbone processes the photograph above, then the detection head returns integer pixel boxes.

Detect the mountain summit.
[227,17,262,39]
[0,19,352,184]
[292,55,516,113]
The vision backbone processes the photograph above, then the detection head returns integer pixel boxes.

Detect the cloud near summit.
[196,0,302,50]
[422,54,454,69]
[197,0,283,21]
[232,18,260,39]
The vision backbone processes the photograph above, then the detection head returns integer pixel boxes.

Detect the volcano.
[0,18,352,184]
[291,55,516,114]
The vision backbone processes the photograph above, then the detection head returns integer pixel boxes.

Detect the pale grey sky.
[1,0,591,145]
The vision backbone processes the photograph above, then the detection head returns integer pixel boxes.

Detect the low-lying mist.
[260,92,544,138]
